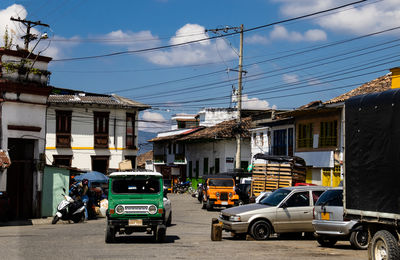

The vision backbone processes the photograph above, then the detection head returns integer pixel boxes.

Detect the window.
[319,120,338,147]
[315,189,343,207]
[177,121,185,129]
[312,191,325,205]
[188,161,193,179]
[288,128,293,156]
[253,133,257,145]
[215,158,220,174]
[273,129,287,156]
[259,133,264,146]
[53,155,72,167]
[285,191,310,207]
[297,123,313,148]
[126,113,136,149]
[93,112,109,148]
[112,178,160,194]
[56,110,72,148]
[240,161,248,171]
[195,161,199,178]
[203,158,209,175]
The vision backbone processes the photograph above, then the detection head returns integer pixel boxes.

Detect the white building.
[0,48,52,219]
[45,90,150,173]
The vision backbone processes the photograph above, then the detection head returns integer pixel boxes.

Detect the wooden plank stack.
[251,162,306,196]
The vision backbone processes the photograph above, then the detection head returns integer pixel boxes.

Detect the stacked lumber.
[251,163,306,196]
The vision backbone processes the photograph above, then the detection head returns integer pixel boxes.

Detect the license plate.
[128,219,143,226]
[221,201,228,205]
[321,212,330,220]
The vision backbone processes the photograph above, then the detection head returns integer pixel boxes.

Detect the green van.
[105,171,172,243]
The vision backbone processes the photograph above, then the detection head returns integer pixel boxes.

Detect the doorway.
[7,138,35,219]
[91,156,109,174]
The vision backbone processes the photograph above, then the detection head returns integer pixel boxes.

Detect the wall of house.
[0,99,46,192]
[185,138,251,177]
[198,109,237,127]
[45,106,139,172]
[250,127,270,162]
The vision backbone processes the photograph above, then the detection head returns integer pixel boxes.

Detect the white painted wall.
[45,105,140,171]
[198,108,237,127]
[185,139,251,177]
[0,96,47,192]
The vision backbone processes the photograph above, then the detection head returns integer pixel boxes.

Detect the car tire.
[250,220,272,240]
[317,236,337,247]
[206,200,213,211]
[154,226,166,243]
[51,215,59,225]
[105,225,115,243]
[350,229,368,250]
[166,211,172,227]
[369,230,400,260]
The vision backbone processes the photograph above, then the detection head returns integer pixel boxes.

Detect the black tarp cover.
[345,89,400,214]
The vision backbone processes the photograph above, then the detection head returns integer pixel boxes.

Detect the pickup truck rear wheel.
[317,236,337,247]
[250,220,272,240]
[350,229,368,250]
[370,230,400,260]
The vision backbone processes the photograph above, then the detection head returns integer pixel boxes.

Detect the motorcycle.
[174,181,192,194]
[52,188,85,224]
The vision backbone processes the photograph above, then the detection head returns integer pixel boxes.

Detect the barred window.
[297,123,313,148]
[319,120,338,147]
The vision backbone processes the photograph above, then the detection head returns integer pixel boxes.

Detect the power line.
[51,0,368,62]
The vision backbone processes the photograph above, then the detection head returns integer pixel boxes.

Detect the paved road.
[0,193,366,260]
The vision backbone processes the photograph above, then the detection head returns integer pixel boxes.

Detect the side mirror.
[163,188,168,197]
[63,188,66,193]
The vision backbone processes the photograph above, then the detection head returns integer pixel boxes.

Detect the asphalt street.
[0,193,367,260]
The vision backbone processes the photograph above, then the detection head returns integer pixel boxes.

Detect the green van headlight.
[115,205,124,214]
[148,205,157,214]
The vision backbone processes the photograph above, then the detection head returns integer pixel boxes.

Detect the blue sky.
[1,0,400,132]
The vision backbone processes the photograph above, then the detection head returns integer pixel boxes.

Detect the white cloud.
[143,23,237,66]
[274,0,400,35]
[245,34,269,45]
[270,25,326,42]
[0,4,28,48]
[139,111,170,133]
[0,4,78,60]
[282,73,299,84]
[102,30,160,48]
[241,94,275,110]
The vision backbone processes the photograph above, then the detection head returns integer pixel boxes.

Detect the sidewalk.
[0,217,53,226]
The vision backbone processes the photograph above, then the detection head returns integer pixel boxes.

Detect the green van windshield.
[112,178,160,194]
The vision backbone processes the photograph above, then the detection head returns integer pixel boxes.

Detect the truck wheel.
[350,230,368,250]
[51,215,59,225]
[105,225,115,243]
[250,220,272,240]
[154,225,166,243]
[370,230,400,260]
[206,200,213,211]
[317,236,337,247]
[166,211,172,227]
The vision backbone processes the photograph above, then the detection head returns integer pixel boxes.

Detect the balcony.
[153,154,166,165]
[174,154,186,165]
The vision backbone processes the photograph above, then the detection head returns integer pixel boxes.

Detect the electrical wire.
[51,0,368,62]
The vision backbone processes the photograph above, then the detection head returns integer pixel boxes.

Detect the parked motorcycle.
[52,188,85,224]
[174,181,192,194]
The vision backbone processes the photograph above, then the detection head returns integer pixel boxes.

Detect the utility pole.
[10,17,49,50]
[206,24,245,170]
[235,24,244,170]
